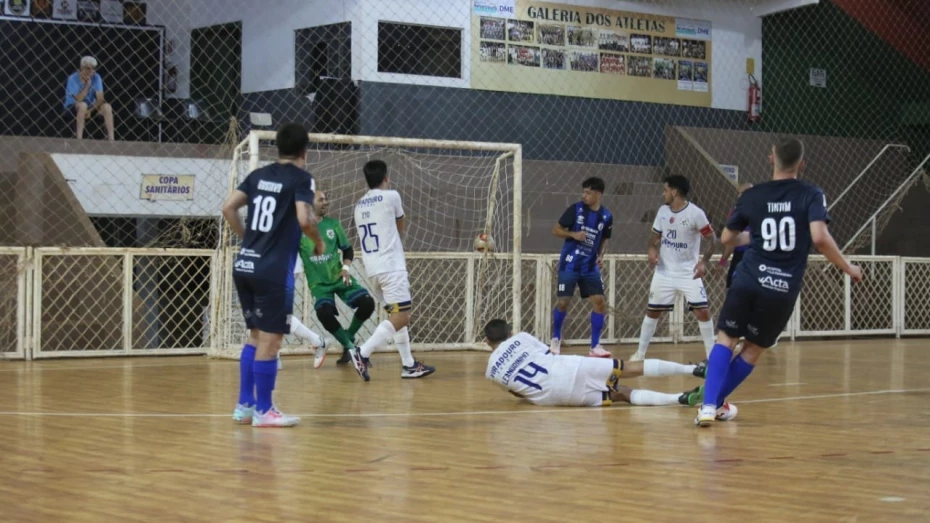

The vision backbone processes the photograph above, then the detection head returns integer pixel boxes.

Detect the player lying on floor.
[484,319,705,407]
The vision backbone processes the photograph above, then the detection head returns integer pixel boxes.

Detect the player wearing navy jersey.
[718,182,754,290]
[696,137,862,427]
[222,123,326,428]
[631,175,718,362]
[551,177,614,358]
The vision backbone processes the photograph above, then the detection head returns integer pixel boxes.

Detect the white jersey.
[485,332,581,405]
[652,202,712,278]
[353,189,406,276]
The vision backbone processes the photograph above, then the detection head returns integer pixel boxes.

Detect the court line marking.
[1,387,929,418]
[767,382,806,387]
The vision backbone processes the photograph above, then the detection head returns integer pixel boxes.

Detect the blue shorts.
[233,274,294,334]
[717,284,795,348]
[557,271,604,298]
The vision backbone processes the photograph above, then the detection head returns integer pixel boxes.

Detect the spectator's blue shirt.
[64,72,104,109]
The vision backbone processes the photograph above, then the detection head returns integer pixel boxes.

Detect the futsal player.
[349,160,435,380]
[718,182,754,289]
[484,319,706,408]
[630,175,718,362]
[696,137,863,426]
[294,189,376,368]
[222,122,326,428]
[550,177,614,358]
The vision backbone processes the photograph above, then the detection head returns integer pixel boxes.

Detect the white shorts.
[648,272,708,311]
[368,270,412,313]
[526,356,616,407]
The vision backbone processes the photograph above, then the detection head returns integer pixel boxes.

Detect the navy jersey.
[557,202,613,273]
[233,163,315,285]
[727,179,830,296]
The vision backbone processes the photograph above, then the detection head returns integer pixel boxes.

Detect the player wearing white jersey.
[631,175,718,362]
[483,320,706,408]
[349,160,435,381]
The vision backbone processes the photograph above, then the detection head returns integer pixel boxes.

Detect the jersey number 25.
[360,223,380,253]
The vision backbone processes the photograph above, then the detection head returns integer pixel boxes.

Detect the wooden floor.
[2,339,930,522]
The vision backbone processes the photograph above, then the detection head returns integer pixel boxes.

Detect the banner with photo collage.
[471,0,711,107]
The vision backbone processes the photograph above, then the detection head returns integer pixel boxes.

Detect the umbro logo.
[725,320,737,329]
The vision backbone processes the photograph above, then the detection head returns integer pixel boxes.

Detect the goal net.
[209,132,522,359]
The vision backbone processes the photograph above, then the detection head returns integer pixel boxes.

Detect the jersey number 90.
[761,216,796,252]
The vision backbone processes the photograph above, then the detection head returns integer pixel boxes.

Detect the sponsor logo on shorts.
[234,259,255,272]
[758,264,793,278]
[725,320,737,329]
[747,324,759,335]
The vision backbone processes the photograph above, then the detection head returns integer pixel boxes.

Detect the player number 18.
[761,216,796,252]
[250,195,277,232]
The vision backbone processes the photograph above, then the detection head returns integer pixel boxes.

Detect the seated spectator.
[63,56,115,141]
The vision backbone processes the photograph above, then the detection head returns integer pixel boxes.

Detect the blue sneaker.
[402,361,436,379]
[349,349,370,381]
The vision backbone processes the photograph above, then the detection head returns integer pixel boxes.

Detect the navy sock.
[701,344,733,408]
[253,359,278,414]
[716,354,755,408]
[238,344,256,407]
[552,308,567,339]
[591,312,605,347]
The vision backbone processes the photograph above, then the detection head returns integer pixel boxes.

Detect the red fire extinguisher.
[748,74,761,122]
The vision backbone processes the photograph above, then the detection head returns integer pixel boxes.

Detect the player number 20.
[761,216,796,252]
[250,195,277,232]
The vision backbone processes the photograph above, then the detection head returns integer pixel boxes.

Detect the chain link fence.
[0,0,928,356]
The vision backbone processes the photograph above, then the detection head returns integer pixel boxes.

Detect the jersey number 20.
[761,216,796,252]
[250,195,277,232]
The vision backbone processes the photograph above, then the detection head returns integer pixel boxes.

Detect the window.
[378,22,461,78]
[295,22,351,95]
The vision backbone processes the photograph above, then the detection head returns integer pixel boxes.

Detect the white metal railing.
[1,248,928,360]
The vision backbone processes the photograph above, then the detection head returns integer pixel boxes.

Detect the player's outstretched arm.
[221,190,249,239]
[720,228,749,247]
[810,221,863,282]
[297,201,326,255]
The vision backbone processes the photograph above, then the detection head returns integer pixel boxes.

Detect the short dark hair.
[363,160,388,189]
[276,123,309,158]
[484,319,510,343]
[774,137,804,170]
[582,176,605,193]
[664,174,690,197]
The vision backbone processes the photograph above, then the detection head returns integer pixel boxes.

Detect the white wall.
[150,0,762,109]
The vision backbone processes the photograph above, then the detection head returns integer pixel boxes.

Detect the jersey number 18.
[250,195,277,232]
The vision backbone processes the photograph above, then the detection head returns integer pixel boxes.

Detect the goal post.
[211,131,523,359]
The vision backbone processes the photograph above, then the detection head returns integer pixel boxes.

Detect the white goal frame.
[215,131,523,355]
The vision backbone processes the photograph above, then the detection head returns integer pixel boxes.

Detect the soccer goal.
[209,131,523,359]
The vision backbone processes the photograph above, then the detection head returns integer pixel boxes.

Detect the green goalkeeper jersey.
[298,216,351,288]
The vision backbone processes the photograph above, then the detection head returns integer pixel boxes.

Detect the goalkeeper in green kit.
[296,190,376,368]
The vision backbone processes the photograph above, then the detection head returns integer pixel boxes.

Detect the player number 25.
[513,362,548,391]
[360,223,380,253]
[761,216,796,252]
[250,195,277,232]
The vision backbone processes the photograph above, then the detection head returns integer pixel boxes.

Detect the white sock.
[393,327,415,367]
[360,320,396,358]
[288,316,322,346]
[698,320,715,357]
[643,358,696,377]
[629,389,682,406]
[637,316,658,354]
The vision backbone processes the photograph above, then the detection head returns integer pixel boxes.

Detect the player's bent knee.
[388,309,411,330]
[314,302,342,333]
[554,297,571,311]
[353,294,375,320]
[738,343,765,364]
[75,102,88,114]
